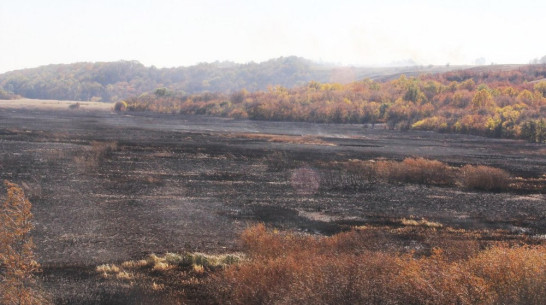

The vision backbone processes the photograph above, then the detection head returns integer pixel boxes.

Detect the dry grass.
[235,132,335,146]
[97,252,243,279]
[92,252,244,303]
[400,217,443,228]
[0,98,112,111]
[212,224,546,305]
[115,271,134,280]
[96,264,121,278]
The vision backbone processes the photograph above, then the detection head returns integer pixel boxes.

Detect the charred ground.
[0,108,544,304]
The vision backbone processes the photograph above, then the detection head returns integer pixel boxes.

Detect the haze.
[1,0,545,73]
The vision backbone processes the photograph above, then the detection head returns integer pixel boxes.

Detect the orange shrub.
[459,165,510,191]
[213,225,546,305]
[374,157,454,185]
[0,181,45,305]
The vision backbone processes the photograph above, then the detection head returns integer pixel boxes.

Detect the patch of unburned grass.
[232,132,335,146]
[400,217,443,228]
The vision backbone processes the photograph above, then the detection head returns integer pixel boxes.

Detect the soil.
[0,107,544,304]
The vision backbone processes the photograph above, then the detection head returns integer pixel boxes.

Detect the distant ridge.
[0,57,468,102]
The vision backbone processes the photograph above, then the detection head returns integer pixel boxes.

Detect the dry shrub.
[375,157,455,185]
[333,158,517,191]
[213,224,546,305]
[459,164,510,191]
[466,245,546,304]
[0,181,46,305]
[337,158,455,186]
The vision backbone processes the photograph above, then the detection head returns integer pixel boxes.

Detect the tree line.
[124,65,546,142]
[0,57,355,102]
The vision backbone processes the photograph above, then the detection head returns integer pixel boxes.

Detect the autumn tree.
[471,88,496,112]
[534,81,546,98]
[0,181,44,305]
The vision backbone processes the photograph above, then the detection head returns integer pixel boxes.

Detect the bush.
[0,181,45,305]
[334,158,515,191]
[459,165,510,191]
[213,225,546,305]
[373,158,454,186]
[114,101,128,112]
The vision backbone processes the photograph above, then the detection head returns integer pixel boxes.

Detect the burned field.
[0,108,545,304]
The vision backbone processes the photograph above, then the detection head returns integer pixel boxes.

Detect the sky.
[1,0,545,73]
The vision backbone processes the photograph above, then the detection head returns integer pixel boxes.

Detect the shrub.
[213,225,546,305]
[113,101,128,112]
[333,158,516,191]
[0,181,45,305]
[374,157,454,185]
[459,165,510,191]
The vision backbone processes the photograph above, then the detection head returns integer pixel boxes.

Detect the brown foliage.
[374,158,455,185]
[0,181,45,305]
[333,158,518,191]
[459,165,511,191]
[213,225,546,305]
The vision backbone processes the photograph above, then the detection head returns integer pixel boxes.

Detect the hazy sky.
[1,0,545,73]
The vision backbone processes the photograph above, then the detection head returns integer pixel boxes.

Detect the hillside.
[0,57,463,102]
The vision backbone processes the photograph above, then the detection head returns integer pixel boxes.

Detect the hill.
[0,57,463,102]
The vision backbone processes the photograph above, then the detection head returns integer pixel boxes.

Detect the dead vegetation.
[327,158,515,192]
[93,252,244,302]
[0,181,47,305]
[211,224,546,305]
[1,109,543,304]
[73,141,118,171]
[459,164,511,191]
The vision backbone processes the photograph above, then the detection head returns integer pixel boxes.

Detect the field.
[0,104,544,304]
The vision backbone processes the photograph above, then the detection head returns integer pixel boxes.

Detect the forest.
[124,65,546,142]
[0,57,325,102]
[0,57,466,103]
[0,57,395,102]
